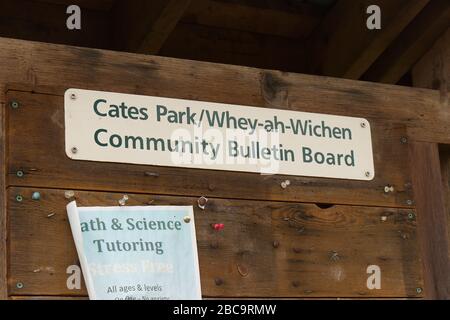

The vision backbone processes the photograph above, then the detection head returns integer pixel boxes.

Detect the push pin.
[183,216,191,223]
[31,192,41,201]
[281,180,291,189]
[118,195,129,206]
[212,223,225,231]
[64,190,75,199]
[197,196,208,210]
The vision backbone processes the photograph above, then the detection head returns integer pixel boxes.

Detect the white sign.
[65,89,375,180]
[67,202,201,300]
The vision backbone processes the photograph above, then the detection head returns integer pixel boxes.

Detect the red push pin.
[212,223,225,231]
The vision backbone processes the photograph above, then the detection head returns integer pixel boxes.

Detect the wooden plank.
[439,147,450,262]
[0,85,7,299]
[0,0,111,49]
[160,22,306,72]
[362,0,450,84]
[10,296,88,300]
[111,0,191,54]
[0,38,448,143]
[308,0,430,79]
[409,142,449,299]
[182,0,323,39]
[412,27,450,97]
[8,296,414,300]
[8,187,423,298]
[6,90,412,208]
[412,28,450,297]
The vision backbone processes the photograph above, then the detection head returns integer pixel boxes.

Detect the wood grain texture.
[8,187,423,298]
[0,38,447,142]
[439,148,450,262]
[409,142,450,299]
[6,90,413,208]
[412,27,449,106]
[0,37,447,144]
[411,28,450,299]
[0,85,7,299]
[10,296,88,300]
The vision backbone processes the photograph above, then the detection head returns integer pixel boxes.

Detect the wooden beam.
[362,0,450,84]
[111,0,191,54]
[159,22,306,72]
[413,27,450,96]
[308,0,430,79]
[0,37,448,144]
[412,27,450,276]
[440,146,450,264]
[8,187,423,298]
[0,85,7,300]
[409,142,450,299]
[182,0,324,39]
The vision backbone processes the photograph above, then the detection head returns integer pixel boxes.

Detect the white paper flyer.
[66,201,202,300]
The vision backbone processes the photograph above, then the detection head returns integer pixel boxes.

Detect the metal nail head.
[197,196,208,210]
[10,100,20,109]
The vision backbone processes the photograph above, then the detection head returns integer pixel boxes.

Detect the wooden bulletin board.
[0,37,448,300]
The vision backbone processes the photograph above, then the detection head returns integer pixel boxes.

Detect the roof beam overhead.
[111,0,192,55]
[307,0,430,79]
[182,0,324,39]
[363,0,450,84]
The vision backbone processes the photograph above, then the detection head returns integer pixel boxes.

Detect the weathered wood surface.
[409,142,449,299]
[8,187,423,298]
[411,28,450,299]
[412,27,449,101]
[6,90,412,208]
[0,84,7,299]
[440,148,450,262]
[0,38,448,144]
